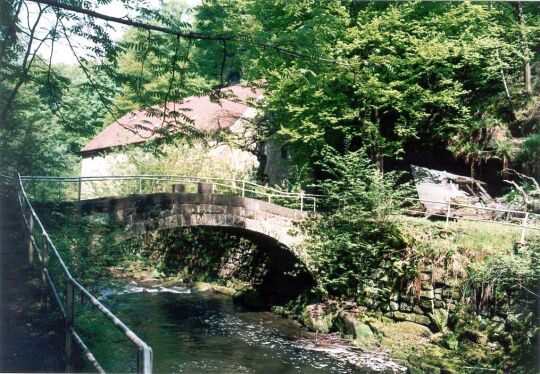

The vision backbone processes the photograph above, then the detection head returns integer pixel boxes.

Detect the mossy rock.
[334,311,377,348]
[160,277,183,287]
[212,284,238,296]
[192,282,214,292]
[387,321,432,337]
[300,304,333,333]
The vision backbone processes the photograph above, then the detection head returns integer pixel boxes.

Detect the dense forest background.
[1,0,539,195]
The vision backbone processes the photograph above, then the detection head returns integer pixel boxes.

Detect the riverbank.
[279,216,540,373]
[102,269,459,373]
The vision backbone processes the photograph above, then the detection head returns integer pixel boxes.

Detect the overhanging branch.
[27,0,352,68]
[30,0,234,41]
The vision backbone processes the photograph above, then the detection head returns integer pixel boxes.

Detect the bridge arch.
[77,192,314,305]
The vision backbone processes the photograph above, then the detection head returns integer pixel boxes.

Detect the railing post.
[66,281,75,373]
[27,213,34,266]
[300,191,304,211]
[139,178,143,194]
[138,347,153,374]
[77,177,82,201]
[20,194,26,232]
[57,181,61,201]
[445,202,451,229]
[520,212,529,244]
[313,197,316,212]
[40,234,49,312]
[242,179,245,197]
[268,195,271,203]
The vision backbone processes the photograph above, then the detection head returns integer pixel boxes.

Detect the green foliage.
[111,13,212,117]
[118,139,257,180]
[517,133,540,175]
[38,204,126,291]
[463,243,540,371]
[468,246,540,292]
[199,1,540,180]
[299,149,414,299]
[0,78,75,175]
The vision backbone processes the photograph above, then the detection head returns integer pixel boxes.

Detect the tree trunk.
[519,1,533,94]
[500,68,516,120]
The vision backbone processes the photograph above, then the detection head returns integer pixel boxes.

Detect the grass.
[393,215,540,282]
[396,215,537,253]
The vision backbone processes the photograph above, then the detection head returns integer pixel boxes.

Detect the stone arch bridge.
[78,192,308,248]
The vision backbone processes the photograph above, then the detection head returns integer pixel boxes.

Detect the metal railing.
[404,197,540,243]
[12,173,153,373]
[20,174,323,212]
[13,173,540,241]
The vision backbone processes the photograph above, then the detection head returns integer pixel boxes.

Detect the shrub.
[298,148,415,300]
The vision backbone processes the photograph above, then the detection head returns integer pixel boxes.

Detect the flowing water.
[87,284,404,373]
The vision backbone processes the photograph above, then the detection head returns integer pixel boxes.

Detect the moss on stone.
[300,304,334,333]
[212,284,238,296]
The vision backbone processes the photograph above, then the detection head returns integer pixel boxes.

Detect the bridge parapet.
[79,192,308,248]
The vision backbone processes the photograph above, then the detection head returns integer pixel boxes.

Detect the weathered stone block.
[399,302,412,312]
[415,314,432,326]
[419,299,434,310]
[420,289,435,299]
[335,312,374,340]
[393,311,417,323]
[433,300,446,309]
[301,304,333,333]
[172,184,185,193]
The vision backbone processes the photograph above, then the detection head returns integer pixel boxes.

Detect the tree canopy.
[1,0,539,186]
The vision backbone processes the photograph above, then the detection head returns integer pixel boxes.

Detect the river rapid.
[89,283,405,373]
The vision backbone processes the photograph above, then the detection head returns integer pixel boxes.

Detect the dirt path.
[0,186,64,372]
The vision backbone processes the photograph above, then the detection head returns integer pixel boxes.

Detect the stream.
[84,283,405,373]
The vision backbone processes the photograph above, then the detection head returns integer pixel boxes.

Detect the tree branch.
[1,3,49,121]
[503,168,540,191]
[30,0,233,41]
[503,179,532,203]
[27,0,353,68]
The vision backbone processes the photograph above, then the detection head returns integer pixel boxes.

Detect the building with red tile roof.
[80,82,291,189]
[81,83,263,156]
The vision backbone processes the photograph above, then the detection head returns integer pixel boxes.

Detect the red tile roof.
[81,83,263,154]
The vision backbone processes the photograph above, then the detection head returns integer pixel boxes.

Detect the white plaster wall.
[80,152,137,198]
[81,152,133,177]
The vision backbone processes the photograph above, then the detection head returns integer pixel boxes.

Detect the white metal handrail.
[20,174,322,211]
[12,173,153,373]
[404,197,540,243]
[14,173,540,239]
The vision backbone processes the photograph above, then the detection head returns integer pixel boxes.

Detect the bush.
[299,148,414,300]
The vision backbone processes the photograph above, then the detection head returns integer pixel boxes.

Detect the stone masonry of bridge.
[78,191,308,248]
